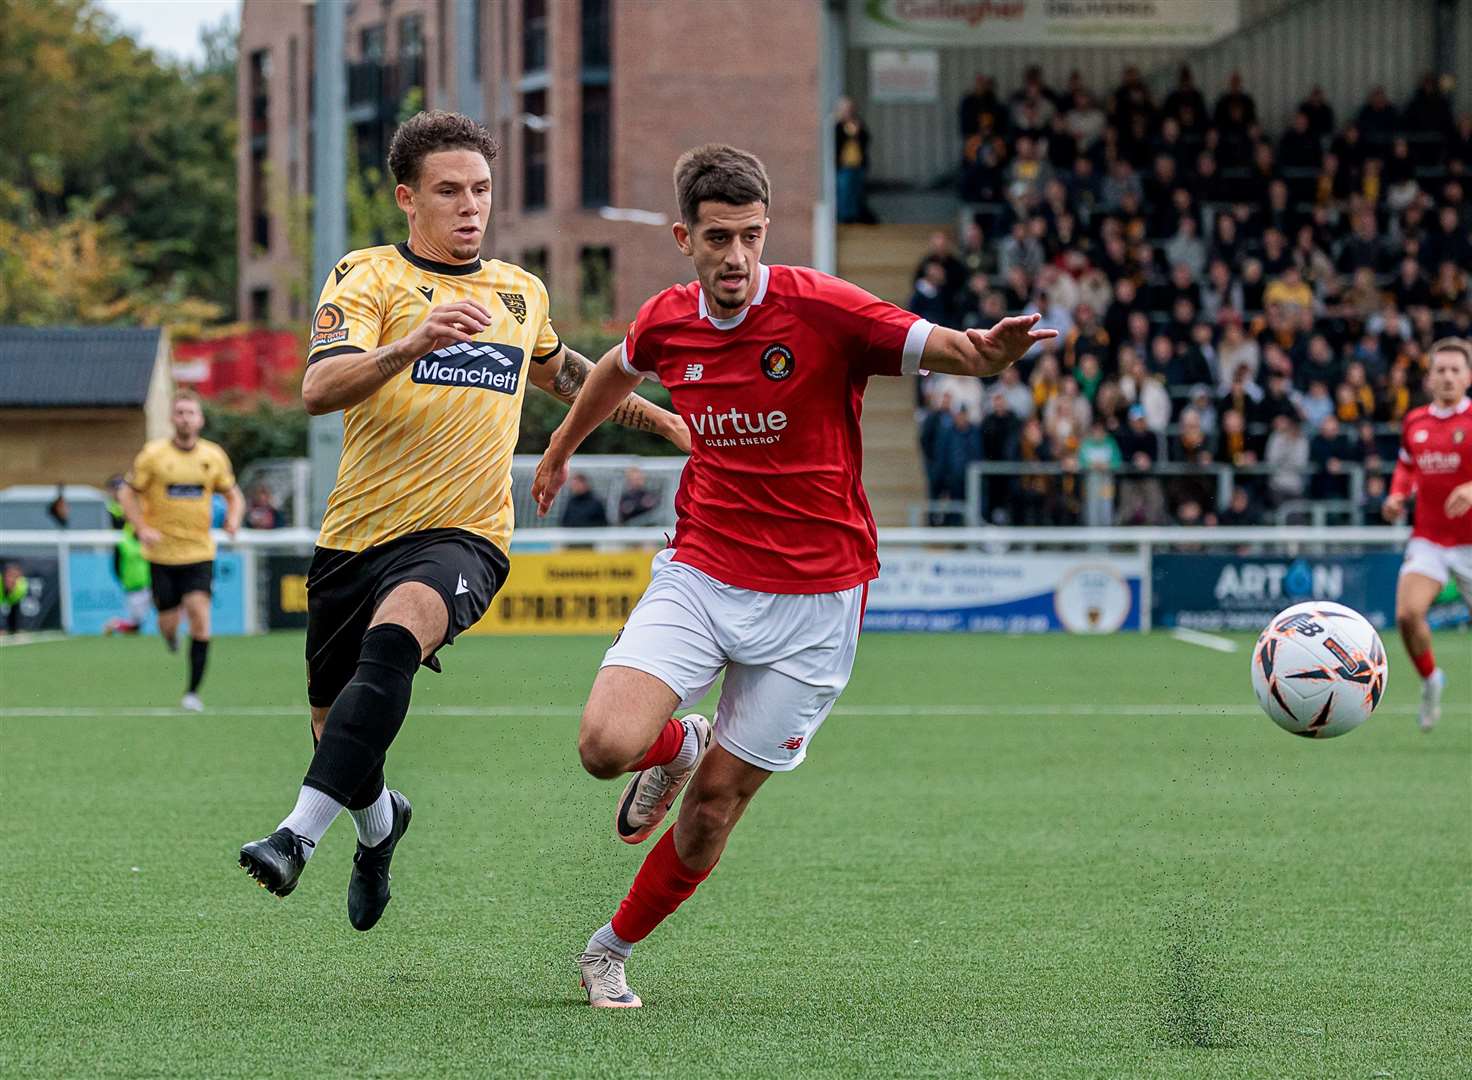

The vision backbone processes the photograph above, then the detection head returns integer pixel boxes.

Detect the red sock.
[1411,647,1437,679]
[609,828,714,943]
[632,717,683,771]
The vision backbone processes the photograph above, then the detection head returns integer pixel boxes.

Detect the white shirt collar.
[1428,398,1471,419]
[697,264,770,330]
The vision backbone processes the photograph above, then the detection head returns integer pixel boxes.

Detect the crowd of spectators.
[915,65,1472,526]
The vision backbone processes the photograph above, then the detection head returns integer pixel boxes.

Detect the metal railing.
[915,461,1373,527]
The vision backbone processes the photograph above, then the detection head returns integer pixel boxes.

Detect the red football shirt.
[621,264,935,593]
[1391,397,1472,546]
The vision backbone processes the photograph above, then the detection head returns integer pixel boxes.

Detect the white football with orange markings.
[1251,601,1388,738]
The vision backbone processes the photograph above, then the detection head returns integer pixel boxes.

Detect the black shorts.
[304,527,510,708]
[149,560,213,612]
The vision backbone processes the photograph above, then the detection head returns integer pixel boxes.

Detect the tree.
[0,0,237,323]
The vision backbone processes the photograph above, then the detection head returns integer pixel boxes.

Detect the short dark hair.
[1429,336,1472,368]
[388,110,499,187]
[673,144,770,226]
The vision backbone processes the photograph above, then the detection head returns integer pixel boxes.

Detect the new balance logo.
[779,736,803,751]
[455,574,470,596]
[684,363,704,381]
[412,341,526,395]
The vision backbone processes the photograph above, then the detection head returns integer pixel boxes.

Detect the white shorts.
[602,550,867,772]
[1400,537,1472,596]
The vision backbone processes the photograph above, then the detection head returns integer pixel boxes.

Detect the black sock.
[188,639,209,693]
[312,710,386,811]
[304,624,419,805]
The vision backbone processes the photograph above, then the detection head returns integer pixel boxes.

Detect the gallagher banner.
[850,0,1239,47]
[866,551,1144,633]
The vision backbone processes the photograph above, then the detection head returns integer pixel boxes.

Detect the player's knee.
[578,726,632,779]
[1396,607,1425,634]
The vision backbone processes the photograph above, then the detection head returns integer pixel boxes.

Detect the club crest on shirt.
[1456,429,1466,444]
[311,303,348,348]
[498,291,528,324]
[760,343,795,381]
[1414,429,1429,442]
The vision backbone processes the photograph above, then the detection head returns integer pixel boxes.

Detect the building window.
[581,0,610,71]
[580,85,610,208]
[360,24,385,62]
[522,89,547,211]
[523,0,547,73]
[579,246,613,323]
[399,14,425,92]
[250,288,271,323]
[522,247,548,281]
[248,48,270,136]
[471,0,484,79]
[251,148,270,252]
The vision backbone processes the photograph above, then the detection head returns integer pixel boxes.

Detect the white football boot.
[614,714,711,845]
[1419,668,1444,732]
[180,692,204,713]
[578,947,642,1009]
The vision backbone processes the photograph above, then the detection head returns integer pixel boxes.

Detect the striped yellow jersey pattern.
[308,243,561,554]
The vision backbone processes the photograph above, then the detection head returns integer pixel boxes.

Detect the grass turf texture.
[1,631,1468,1079]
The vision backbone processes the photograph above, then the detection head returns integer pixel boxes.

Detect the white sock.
[277,785,345,860]
[349,786,394,847]
[588,922,633,959]
[670,720,701,773]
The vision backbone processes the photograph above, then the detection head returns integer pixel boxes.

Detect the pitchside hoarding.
[1152,554,1405,631]
[67,549,247,635]
[866,551,1145,633]
[849,0,1239,47]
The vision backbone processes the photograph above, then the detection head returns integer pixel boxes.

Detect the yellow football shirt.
[125,438,236,564]
[308,242,561,553]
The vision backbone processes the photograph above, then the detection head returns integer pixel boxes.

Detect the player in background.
[531,144,1053,1007]
[1382,337,1472,731]
[237,111,688,931]
[103,475,153,636]
[118,390,244,711]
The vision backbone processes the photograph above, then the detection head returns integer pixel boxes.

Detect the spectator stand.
[911,60,1471,528]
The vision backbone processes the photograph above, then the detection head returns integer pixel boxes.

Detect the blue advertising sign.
[1152,553,1405,631]
[67,549,247,635]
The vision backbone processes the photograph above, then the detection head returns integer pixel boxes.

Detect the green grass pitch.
[1,630,1468,1078]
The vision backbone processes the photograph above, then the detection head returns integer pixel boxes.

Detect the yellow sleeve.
[530,275,561,363]
[308,254,386,362]
[212,445,236,492]
[125,443,155,492]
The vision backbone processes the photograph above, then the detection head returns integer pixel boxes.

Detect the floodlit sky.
[96,0,241,63]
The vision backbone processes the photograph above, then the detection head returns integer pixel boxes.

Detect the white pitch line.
[0,631,70,648]
[0,703,1439,719]
[1171,627,1242,653]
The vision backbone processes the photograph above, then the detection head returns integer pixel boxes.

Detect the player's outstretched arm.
[529,345,688,449]
[1445,481,1472,518]
[920,313,1058,378]
[301,300,494,415]
[532,344,662,516]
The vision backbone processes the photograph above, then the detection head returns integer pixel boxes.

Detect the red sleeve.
[1390,420,1417,498]
[799,272,935,377]
[618,293,667,378]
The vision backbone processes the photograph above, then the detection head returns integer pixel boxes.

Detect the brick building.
[237,0,822,338]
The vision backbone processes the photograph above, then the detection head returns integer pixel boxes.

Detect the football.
[1251,601,1389,738]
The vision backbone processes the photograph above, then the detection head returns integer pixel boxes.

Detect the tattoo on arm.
[551,352,592,400]
[374,347,405,379]
[609,399,658,432]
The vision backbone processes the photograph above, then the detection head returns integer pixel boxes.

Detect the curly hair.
[388,111,499,187]
[673,144,770,226]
